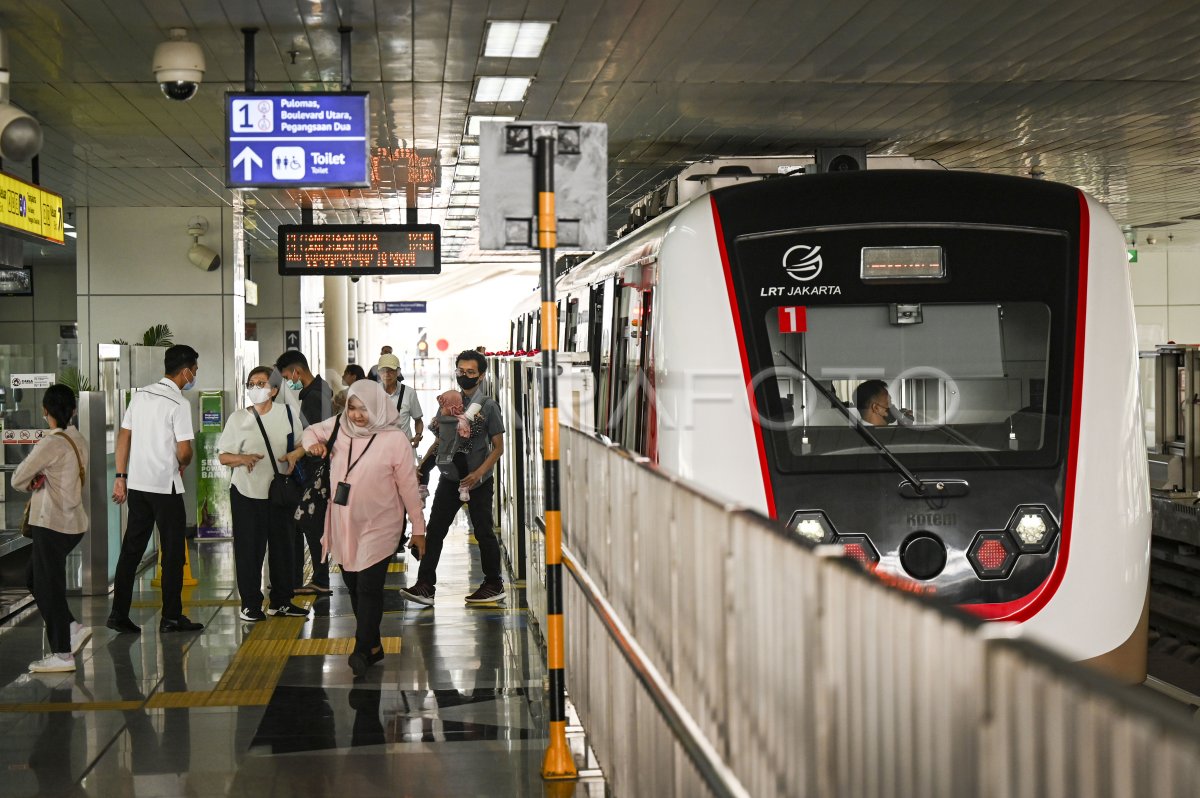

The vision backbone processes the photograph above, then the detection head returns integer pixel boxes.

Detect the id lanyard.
[344,435,377,482]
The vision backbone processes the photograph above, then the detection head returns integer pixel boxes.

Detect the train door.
[610,281,645,450]
[596,278,617,436]
[587,284,605,431]
[639,288,656,457]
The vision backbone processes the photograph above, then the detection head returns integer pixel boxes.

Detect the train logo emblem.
[782,245,823,282]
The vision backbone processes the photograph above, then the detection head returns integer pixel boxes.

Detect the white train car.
[509,170,1150,682]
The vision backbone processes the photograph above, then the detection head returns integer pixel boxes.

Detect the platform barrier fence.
[553,426,1200,798]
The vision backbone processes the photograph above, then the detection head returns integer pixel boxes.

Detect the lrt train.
[508,169,1150,683]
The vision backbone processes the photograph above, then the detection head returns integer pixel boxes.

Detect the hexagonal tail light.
[1006,505,1059,554]
[968,531,1018,579]
[837,535,880,571]
[787,509,837,544]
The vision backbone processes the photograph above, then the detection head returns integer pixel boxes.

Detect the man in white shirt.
[108,344,204,635]
[377,353,423,446]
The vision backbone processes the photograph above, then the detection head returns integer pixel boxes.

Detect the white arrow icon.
[232,146,263,181]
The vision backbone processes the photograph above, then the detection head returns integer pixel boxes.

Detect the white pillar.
[346,278,359,365]
[323,275,348,382]
[357,280,369,360]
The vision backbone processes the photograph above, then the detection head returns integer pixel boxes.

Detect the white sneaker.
[29,653,75,673]
[70,623,92,653]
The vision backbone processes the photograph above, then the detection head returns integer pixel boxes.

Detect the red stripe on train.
[711,197,778,519]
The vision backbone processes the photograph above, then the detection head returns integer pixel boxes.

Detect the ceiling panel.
[4,0,1200,262]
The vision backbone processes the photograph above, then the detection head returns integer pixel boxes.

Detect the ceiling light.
[466,115,514,137]
[484,21,553,59]
[459,145,481,163]
[450,195,480,207]
[453,181,479,194]
[474,76,532,103]
[456,164,481,178]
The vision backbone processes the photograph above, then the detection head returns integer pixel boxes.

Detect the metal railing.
[551,426,1200,798]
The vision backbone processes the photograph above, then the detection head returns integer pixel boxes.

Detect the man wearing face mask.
[274,351,333,428]
[401,350,507,606]
[275,350,335,595]
[108,344,204,635]
[854,380,913,426]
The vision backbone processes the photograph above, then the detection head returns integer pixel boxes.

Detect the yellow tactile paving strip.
[0,597,403,713]
[290,636,401,656]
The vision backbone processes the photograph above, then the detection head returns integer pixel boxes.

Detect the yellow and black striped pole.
[537,132,578,782]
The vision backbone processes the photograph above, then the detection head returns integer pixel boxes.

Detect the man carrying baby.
[400,350,505,606]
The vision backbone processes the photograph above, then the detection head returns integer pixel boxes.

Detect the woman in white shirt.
[218,367,309,622]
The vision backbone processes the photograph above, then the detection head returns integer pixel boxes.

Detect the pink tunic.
[302,417,426,573]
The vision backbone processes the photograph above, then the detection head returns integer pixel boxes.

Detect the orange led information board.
[0,172,64,245]
[278,224,441,276]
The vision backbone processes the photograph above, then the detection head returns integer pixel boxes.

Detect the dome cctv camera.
[0,70,42,161]
[153,29,204,102]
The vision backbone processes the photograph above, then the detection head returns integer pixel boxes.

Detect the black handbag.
[252,406,305,509]
[294,413,342,531]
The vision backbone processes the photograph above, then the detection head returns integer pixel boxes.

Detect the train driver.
[855,379,897,426]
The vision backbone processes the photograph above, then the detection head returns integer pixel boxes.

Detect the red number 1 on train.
[778,306,807,333]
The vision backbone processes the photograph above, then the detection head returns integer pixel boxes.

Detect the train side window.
[565,298,580,352]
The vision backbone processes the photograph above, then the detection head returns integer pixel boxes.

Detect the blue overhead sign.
[373,301,428,314]
[225,92,370,189]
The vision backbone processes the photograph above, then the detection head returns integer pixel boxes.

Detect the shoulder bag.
[252,406,305,509]
[294,413,343,532]
[20,431,85,537]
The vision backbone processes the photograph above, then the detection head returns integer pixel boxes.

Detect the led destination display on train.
[860,246,945,281]
[278,224,442,276]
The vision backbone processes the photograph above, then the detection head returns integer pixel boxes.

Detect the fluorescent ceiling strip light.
[466,115,514,137]
[474,76,532,103]
[484,21,553,59]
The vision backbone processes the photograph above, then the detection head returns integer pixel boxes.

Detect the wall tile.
[1167,249,1200,305]
[1129,251,1167,306]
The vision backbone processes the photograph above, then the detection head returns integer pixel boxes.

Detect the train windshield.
[763,301,1057,471]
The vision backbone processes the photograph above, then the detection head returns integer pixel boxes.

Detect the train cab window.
[762,302,1058,471]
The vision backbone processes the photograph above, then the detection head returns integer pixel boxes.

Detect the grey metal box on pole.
[479,121,608,251]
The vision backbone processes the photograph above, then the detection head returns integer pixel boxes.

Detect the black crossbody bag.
[251,405,304,509]
[294,414,343,531]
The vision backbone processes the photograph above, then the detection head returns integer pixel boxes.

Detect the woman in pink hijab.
[302,380,426,676]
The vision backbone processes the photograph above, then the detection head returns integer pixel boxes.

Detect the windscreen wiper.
[775,350,927,495]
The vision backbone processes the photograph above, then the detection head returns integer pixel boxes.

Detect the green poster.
[196,391,232,538]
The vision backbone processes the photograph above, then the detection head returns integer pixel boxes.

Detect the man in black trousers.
[108,344,204,634]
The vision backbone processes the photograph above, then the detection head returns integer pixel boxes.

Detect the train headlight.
[1015,515,1046,545]
[968,531,1018,579]
[786,510,836,544]
[1005,505,1058,554]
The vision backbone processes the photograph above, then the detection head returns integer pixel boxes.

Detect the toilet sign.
[225,92,370,189]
